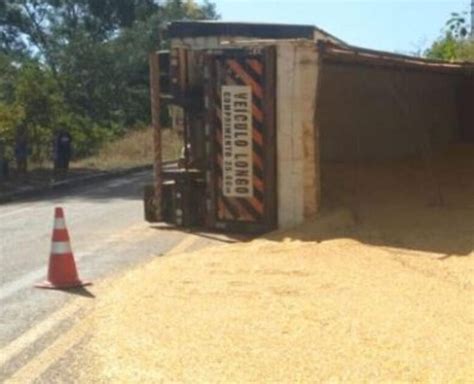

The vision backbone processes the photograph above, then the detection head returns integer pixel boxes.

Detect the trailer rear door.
[204,47,277,233]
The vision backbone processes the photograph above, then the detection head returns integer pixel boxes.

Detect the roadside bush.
[0,103,24,143]
[0,102,24,159]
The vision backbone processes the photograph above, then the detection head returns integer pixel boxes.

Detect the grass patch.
[72,127,181,170]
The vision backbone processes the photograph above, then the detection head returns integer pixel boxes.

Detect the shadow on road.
[58,286,95,298]
[149,224,252,244]
[0,169,152,205]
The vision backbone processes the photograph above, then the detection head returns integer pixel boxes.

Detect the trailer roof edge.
[318,41,474,74]
[166,21,346,46]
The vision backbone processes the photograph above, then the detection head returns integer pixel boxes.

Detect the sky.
[212,0,471,54]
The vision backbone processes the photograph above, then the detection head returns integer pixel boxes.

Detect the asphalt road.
[0,171,236,382]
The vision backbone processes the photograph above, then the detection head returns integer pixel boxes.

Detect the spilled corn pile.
[72,210,473,383]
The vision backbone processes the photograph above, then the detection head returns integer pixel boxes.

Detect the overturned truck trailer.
[145,21,474,234]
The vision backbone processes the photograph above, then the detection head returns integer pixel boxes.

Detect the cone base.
[35,280,91,289]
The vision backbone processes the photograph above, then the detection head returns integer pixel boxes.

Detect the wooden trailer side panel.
[458,73,474,142]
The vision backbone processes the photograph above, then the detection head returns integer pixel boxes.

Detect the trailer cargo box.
[145,21,474,234]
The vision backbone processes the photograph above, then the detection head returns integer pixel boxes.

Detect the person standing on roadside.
[53,130,72,177]
[0,140,8,181]
[14,131,28,175]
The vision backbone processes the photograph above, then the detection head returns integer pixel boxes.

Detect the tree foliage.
[0,102,24,145]
[426,10,474,61]
[0,0,218,162]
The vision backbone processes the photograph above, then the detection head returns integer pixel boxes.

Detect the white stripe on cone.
[54,218,66,230]
[51,241,72,255]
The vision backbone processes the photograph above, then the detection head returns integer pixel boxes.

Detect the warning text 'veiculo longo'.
[221,85,253,198]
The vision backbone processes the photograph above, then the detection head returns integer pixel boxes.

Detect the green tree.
[1,0,219,163]
[0,52,18,103]
[0,102,24,149]
[14,63,64,161]
[456,40,474,59]
[426,10,474,61]
[427,34,462,61]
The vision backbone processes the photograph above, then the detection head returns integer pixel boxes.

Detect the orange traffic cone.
[36,207,90,289]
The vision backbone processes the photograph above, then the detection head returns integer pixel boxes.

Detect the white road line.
[0,206,37,219]
[0,252,92,302]
[106,179,135,188]
[0,269,45,302]
[4,314,89,384]
[0,300,84,367]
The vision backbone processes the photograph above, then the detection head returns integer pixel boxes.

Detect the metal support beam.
[149,52,162,221]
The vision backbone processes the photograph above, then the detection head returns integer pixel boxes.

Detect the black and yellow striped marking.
[213,56,267,223]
